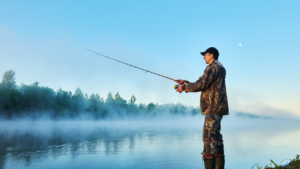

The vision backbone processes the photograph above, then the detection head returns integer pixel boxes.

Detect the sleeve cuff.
[182,84,186,91]
[183,80,190,84]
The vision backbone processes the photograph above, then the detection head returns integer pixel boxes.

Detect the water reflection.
[0,117,299,169]
[1,129,122,160]
[0,119,201,168]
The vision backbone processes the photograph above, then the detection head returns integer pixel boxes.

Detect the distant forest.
[0,70,201,119]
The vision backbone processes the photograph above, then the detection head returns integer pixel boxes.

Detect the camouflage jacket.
[184,60,229,115]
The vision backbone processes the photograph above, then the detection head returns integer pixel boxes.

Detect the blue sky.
[0,0,299,118]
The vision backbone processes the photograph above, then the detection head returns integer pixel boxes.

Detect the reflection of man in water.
[176,47,228,169]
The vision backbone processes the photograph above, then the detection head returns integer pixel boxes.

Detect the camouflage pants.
[202,114,224,155]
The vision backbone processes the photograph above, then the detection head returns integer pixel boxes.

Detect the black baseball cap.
[200,47,219,58]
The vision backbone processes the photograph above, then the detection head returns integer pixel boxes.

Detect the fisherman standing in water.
[176,47,228,169]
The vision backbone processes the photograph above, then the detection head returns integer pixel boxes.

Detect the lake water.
[0,115,299,169]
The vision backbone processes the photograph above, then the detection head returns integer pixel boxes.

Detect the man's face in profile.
[203,53,214,64]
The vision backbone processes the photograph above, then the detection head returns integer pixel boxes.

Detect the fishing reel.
[174,80,190,91]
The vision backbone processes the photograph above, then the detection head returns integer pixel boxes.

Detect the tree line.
[0,70,201,119]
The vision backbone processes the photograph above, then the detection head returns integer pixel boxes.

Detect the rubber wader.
[204,159,216,169]
[215,156,225,169]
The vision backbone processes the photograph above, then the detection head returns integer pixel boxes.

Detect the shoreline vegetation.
[252,155,300,169]
[0,70,272,120]
[0,70,202,119]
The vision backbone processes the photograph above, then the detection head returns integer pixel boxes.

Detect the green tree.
[20,83,55,112]
[1,70,16,89]
[106,92,114,105]
[177,103,187,115]
[115,92,121,100]
[147,102,155,112]
[172,103,187,115]
[88,93,105,118]
[54,88,72,116]
[71,88,85,114]
[0,89,23,117]
[138,103,144,110]
[173,105,178,114]
[128,95,137,115]
[129,95,136,105]
[192,108,201,116]
[33,82,39,86]
[114,92,127,108]
[39,86,55,110]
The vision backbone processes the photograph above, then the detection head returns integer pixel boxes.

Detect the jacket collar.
[206,60,217,68]
[205,60,224,70]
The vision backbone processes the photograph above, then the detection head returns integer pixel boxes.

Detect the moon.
[239,43,242,46]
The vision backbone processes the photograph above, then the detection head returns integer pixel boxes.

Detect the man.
[176,47,228,169]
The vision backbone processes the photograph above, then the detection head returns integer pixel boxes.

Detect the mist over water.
[0,114,299,169]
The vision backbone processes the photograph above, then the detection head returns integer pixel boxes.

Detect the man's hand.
[176,79,184,85]
[177,85,183,93]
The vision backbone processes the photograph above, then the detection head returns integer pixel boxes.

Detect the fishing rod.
[86,49,188,90]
